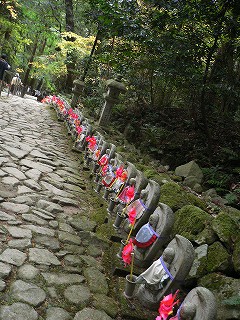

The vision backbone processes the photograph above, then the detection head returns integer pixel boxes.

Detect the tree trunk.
[81,30,100,81]
[65,0,75,92]
[39,38,47,55]
[21,36,38,97]
[198,0,231,153]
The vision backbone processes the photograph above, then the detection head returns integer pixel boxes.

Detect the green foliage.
[223,295,240,306]
[202,166,231,191]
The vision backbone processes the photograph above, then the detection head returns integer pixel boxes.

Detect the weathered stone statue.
[74,120,92,151]
[133,170,148,201]
[107,162,137,214]
[93,142,116,175]
[124,179,161,235]
[83,132,103,167]
[94,158,116,193]
[135,235,195,310]
[92,142,110,174]
[132,203,175,267]
[169,287,217,320]
[116,177,136,209]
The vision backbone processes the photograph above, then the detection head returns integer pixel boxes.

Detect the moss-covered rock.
[160,182,207,211]
[91,207,108,225]
[173,205,213,241]
[83,266,109,295]
[233,235,240,275]
[198,273,240,320]
[224,206,240,228]
[188,244,208,280]
[92,293,119,318]
[212,212,239,247]
[175,160,203,183]
[206,241,231,273]
[194,224,217,245]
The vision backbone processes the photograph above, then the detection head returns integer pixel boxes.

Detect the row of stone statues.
[48,96,217,320]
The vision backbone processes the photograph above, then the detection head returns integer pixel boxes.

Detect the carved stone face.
[149,213,158,229]
[162,248,175,264]
[129,178,136,186]
[140,189,148,201]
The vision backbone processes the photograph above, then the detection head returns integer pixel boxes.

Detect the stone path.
[0,94,117,319]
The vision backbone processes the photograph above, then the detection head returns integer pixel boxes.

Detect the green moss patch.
[173,204,213,241]
[160,182,206,211]
[206,241,231,273]
[212,212,239,247]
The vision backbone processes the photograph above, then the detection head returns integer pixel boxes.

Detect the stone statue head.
[129,178,136,186]
[162,247,175,265]
[110,158,115,165]
[149,212,159,229]
[140,189,148,201]
[180,302,196,320]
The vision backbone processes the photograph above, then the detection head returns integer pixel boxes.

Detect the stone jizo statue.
[132,203,175,267]
[135,235,195,310]
[169,287,217,320]
[132,179,160,234]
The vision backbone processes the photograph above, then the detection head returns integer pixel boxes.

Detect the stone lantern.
[99,75,126,126]
[71,79,85,108]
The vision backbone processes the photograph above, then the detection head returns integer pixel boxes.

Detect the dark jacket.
[0,58,10,80]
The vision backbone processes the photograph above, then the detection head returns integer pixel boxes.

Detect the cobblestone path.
[0,95,116,320]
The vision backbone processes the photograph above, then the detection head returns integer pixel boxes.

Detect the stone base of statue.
[107,197,118,214]
[116,240,126,259]
[113,212,125,229]
[124,274,137,299]
[94,182,102,193]
[103,188,111,201]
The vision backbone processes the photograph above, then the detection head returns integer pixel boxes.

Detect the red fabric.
[118,185,135,204]
[101,164,108,176]
[157,290,180,320]
[120,171,128,181]
[102,177,115,187]
[133,234,157,248]
[115,166,123,178]
[98,154,108,166]
[122,239,134,266]
[128,207,137,225]
[76,125,82,135]
[86,136,97,151]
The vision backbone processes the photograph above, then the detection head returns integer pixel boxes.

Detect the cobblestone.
[0,95,115,318]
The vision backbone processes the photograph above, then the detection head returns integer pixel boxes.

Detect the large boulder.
[188,244,208,280]
[233,235,240,275]
[175,160,203,183]
[172,205,213,241]
[212,212,239,249]
[198,273,240,320]
[160,182,206,212]
[206,241,231,273]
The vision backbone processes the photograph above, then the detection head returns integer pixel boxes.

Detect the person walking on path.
[10,72,22,95]
[0,53,10,82]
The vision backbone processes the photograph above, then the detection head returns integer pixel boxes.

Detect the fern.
[223,295,240,306]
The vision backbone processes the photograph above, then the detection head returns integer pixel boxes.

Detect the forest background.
[1,0,239,208]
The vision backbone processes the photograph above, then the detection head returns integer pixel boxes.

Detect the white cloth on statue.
[137,258,169,288]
